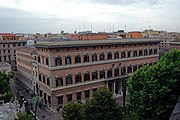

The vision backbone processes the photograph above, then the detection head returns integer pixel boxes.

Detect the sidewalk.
[14,79,63,120]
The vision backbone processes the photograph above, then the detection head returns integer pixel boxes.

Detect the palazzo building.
[16,38,160,110]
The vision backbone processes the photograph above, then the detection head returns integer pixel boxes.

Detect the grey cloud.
[89,0,160,6]
[0,7,79,33]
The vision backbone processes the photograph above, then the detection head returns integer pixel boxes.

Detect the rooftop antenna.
[83,19,85,30]
[79,25,81,32]
[125,25,127,32]
[113,25,114,33]
[109,22,111,33]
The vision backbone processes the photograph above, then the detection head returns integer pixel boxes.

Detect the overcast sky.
[0,0,180,33]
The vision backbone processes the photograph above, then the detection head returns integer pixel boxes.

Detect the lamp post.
[32,96,42,120]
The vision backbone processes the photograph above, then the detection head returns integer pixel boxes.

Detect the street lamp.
[32,96,42,120]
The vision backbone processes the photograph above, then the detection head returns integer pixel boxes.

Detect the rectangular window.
[57,96,63,105]
[85,90,90,98]
[38,56,41,63]
[40,90,43,97]
[46,57,49,66]
[67,94,72,102]
[47,77,50,86]
[76,92,81,101]
[43,76,46,84]
[42,56,44,64]
[48,95,51,105]
[39,74,42,81]
[92,88,97,94]
[128,51,131,58]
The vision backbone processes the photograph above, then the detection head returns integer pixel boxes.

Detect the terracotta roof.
[16,47,36,54]
[0,33,15,36]
[128,31,142,33]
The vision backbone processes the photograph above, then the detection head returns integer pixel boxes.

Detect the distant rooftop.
[35,38,161,48]
[0,40,27,44]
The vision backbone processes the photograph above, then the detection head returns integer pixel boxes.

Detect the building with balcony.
[16,38,160,110]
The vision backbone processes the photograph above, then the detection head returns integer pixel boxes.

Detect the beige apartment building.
[16,38,160,111]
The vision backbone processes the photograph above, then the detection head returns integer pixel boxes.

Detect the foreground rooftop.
[35,38,161,48]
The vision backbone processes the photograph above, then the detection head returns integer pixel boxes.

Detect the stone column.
[106,82,108,88]
[113,81,116,95]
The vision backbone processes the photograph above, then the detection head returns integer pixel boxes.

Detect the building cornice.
[35,39,161,48]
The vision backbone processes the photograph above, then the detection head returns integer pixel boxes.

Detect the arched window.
[114,51,119,59]
[128,51,131,58]
[144,49,148,56]
[107,52,112,60]
[127,66,132,73]
[114,68,119,77]
[100,70,105,79]
[75,55,81,64]
[75,73,81,83]
[154,49,157,54]
[84,72,90,82]
[92,53,97,62]
[65,56,71,65]
[55,57,62,66]
[56,77,63,87]
[149,49,153,55]
[107,69,112,78]
[133,50,137,57]
[84,53,89,63]
[133,65,137,72]
[121,66,126,75]
[121,51,126,58]
[100,52,105,61]
[66,75,72,85]
[92,71,98,80]
[46,57,49,65]
[139,50,143,56]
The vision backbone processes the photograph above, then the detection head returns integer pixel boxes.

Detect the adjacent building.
[16,47,36,91]
[16,38,160,110]
[0,33,24,41]
[0,40,27,68]
[126,31,143,39]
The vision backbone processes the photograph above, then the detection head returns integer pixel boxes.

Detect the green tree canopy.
[62,102,85,120]
[15,112,33,120]
[128,50,180,120]
[85,87,122,120]
[62,87,122,120]
[0,72,9,94]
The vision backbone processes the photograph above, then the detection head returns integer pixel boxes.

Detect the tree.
[32,96,42,120]
[128,50,180,120]
[62,102,85,120]
[15,112,33,120]
[85,87,122,120]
